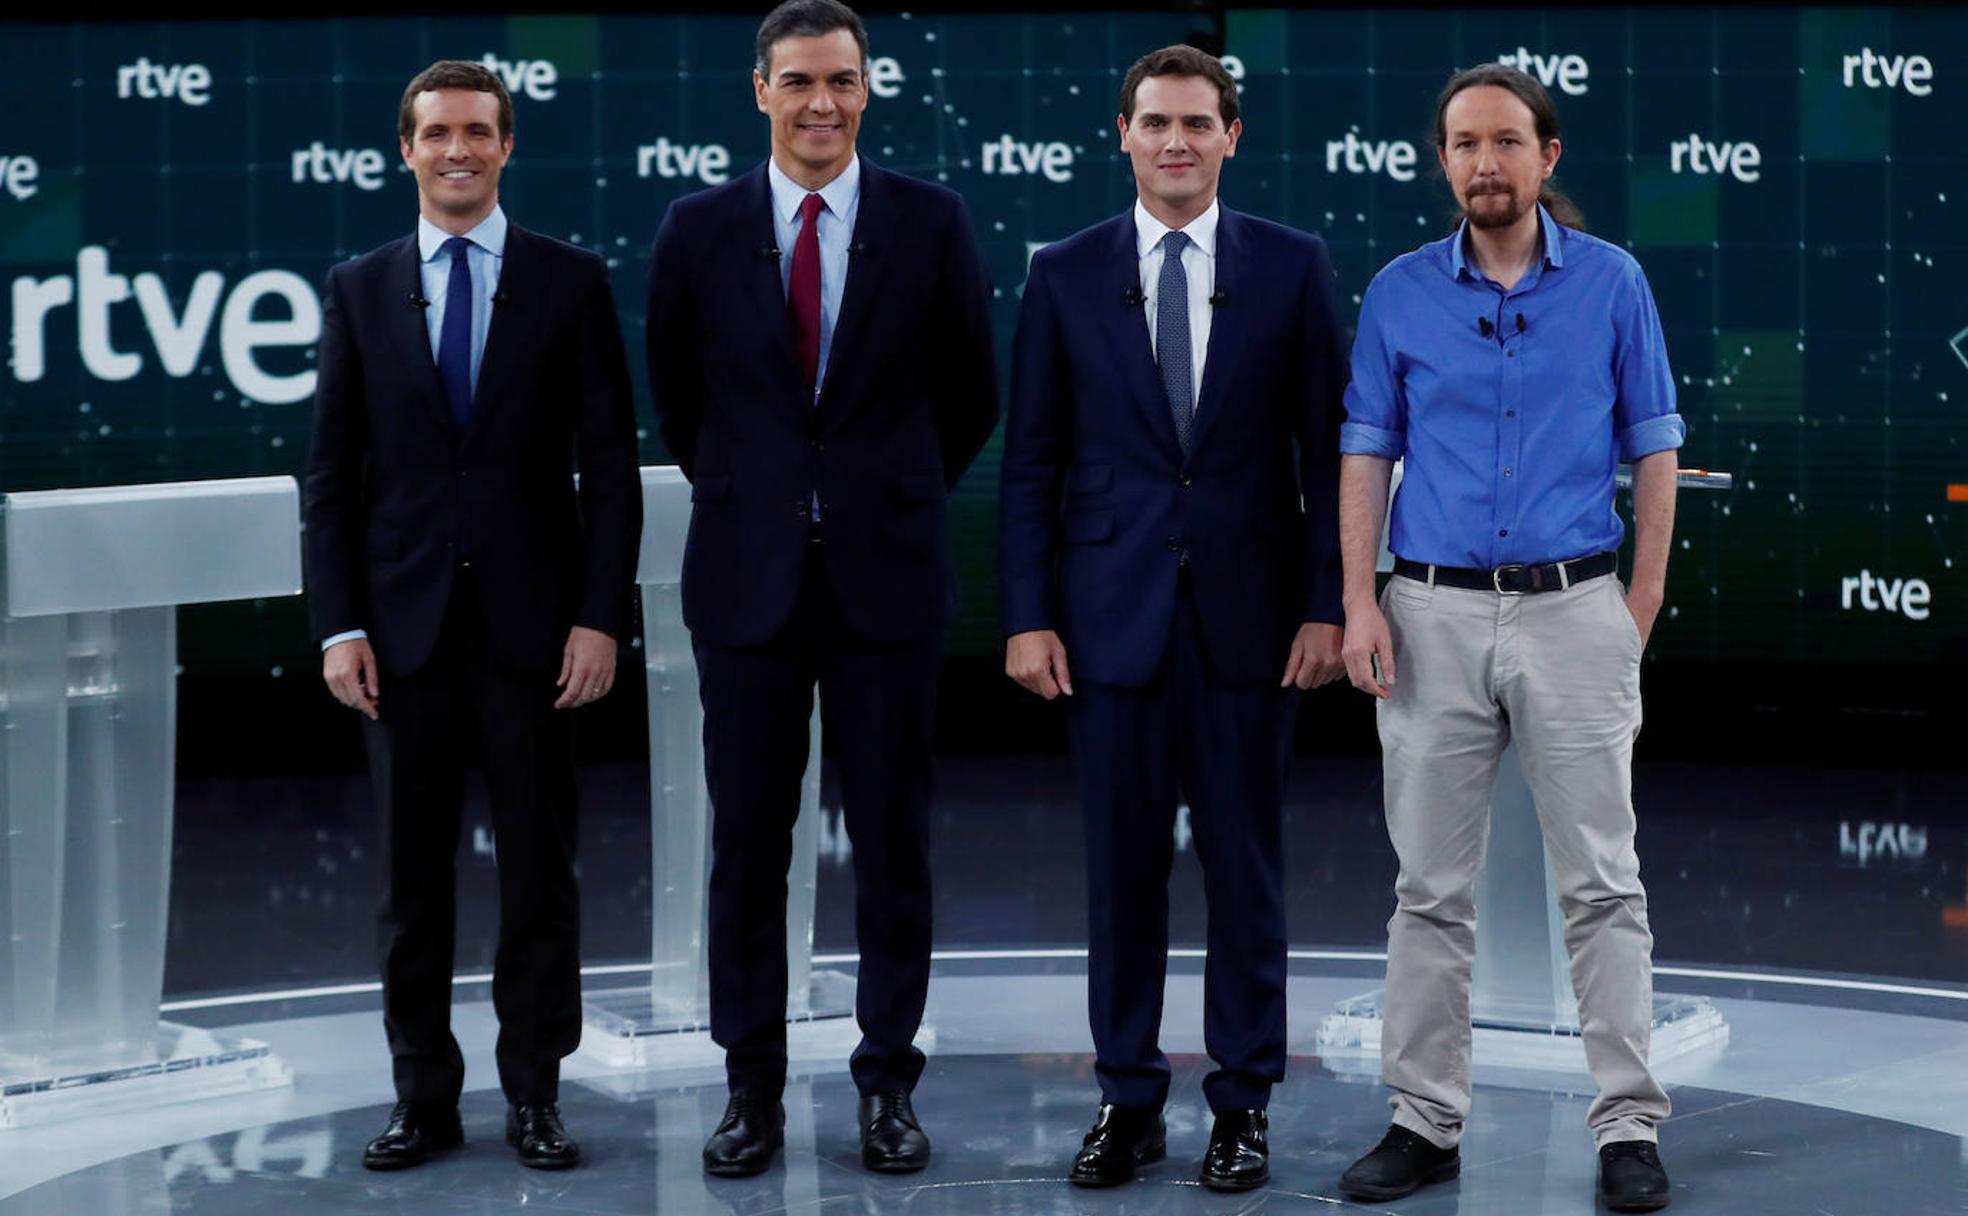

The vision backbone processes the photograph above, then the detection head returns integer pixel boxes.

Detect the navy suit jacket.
[304,223,643,678]
[999,206,1346,689]
[645,159,998,647]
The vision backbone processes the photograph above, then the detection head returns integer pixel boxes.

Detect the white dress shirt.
[1134,197,1218,413]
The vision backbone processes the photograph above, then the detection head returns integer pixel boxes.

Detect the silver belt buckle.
[1492,563,1528,595]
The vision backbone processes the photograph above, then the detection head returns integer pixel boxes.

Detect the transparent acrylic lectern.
[0,477,301,1126]
[1317,468,1734,1076]
[581,466,852,1069]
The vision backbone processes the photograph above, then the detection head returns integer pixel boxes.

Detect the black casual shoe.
[506,1102,579,1170]
[703,1091,786,1177]
[1200,1109,1269,1192]
[859,1091,931,1173]
[361,1101,463,1170]
[1338,1124,1461,1201]
[1068,1103,1167,1187]
[1599,1140,1671,1211]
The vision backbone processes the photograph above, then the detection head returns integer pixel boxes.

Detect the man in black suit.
[645,0,997,1179]
[305,60,641,1172]
[999,45,1347,1192]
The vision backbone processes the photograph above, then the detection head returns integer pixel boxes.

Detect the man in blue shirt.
[1334,65,1681,1213]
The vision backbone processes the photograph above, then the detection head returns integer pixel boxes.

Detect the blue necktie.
[437,236,473,431]
[1156,230,1193,454]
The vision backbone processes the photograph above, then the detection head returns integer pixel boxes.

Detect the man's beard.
[1463,183,1530,229]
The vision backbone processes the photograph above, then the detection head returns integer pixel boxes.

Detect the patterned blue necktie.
[1156,230,1193,454]
[437,236,474,431]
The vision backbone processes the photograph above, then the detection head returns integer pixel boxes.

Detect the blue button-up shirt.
[416,206,505,397]
[1340,204,1685,569]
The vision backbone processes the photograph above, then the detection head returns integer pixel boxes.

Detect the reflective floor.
[9,1053,1967,1215]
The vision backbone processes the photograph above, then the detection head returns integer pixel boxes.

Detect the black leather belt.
[1393,551,1616,595]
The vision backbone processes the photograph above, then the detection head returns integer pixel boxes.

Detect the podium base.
[578,969,858,1071]
[0,1022,293,1129]
[1315,990,1730,1078]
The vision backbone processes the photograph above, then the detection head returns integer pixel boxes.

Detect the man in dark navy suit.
[999,44,1347,1193]
[644,0,997,1178]
[305,60,641,1173]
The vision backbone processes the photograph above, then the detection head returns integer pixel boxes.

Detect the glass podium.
[580,467,855,1071]
[1316,468,1734,1077]
[0,477,301,1127]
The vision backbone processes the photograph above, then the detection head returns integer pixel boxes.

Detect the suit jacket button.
[1166,536,1181,551]
[1179,475,1192,487]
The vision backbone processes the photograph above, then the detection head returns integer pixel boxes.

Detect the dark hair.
[1431,62,1584,232]
[755,0,869,77]
[1119,44,1239,127]
[398,60,513,144]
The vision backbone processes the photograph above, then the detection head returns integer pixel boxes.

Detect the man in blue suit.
[1000,44,1347,1193]
[645,0,998,1179]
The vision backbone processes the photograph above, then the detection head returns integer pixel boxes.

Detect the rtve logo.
[1841,48,1935,96]
[116,58,211,107]
[291,142,388,191]
[9,246,321,404]
[0,155,38,201]
[479,53,557,101]
[1669,134,1762,183]
[981,135,1075,183]
[637,138,730,185]
[1325,131,1418,182]
[1840,569,1932,621]
[866,56,906,99]
[1496,47,1590,96]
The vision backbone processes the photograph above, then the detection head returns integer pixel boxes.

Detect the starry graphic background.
[0,9,1961,679]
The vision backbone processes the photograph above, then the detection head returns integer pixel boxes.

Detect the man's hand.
[1006,630,1073,700]
[1625,584,1664,652]
[323,638,380,721]
[1281,623,1345,690]
[555,626,618,709]
[1341,599,1398,700]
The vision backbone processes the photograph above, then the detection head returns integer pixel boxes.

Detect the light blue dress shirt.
[1340,204,1686,569]
[322,207,508,653]
[767,155,860,392]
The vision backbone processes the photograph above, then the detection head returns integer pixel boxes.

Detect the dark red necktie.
[789,192,824,387]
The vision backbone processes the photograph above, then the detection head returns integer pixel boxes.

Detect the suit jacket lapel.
[738,165,804,399]
[1187,207,1250,457]
[1094,214,1184,459]
[384,235,454,438]
[820,158,889,399]
[463,223,533,448]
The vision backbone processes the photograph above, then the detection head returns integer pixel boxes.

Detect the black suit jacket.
[999,207,1346,688]
[645,158,998,647]
[305,222,643,678]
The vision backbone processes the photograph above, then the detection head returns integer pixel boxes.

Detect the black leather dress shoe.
[1200,1109,1269,1192]
[1599,1140,1671,1211]
[703,1091,786,1177]
[859,1091,931,1172]
[506,1102,579,1170]
[361,1101,463,1171]
[1068,1103,1167,1188]
[1338,1124,1460,1201]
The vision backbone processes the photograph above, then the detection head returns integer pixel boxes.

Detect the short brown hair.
[1119,45,1239,127]
[398,60,514,144]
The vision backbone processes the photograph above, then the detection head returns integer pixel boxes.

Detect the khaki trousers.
[1375,570,1670,1149]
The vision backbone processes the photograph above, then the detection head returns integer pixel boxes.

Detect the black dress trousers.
[363,572,581,1108]
[693,547,941,1099]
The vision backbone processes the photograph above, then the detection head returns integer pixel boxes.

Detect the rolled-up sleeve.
[1612,260,1685,461]
[1339,278,1406,458]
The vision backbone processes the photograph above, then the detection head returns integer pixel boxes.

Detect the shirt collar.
[768,154,861,225]
[1449,201,1565,280]
[418,205,508,262]
[1134,197,1220,260]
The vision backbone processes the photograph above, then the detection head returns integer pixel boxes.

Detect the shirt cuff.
[1617,413,1687,462]
[1339,421,1405,459]
[321,629,368,651]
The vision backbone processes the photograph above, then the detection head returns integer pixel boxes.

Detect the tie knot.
[1161,229,1190,256]
[801,193,825,223]
[441,236,472,261]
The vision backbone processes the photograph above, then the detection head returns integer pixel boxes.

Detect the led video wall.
[0,9,1961,673]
